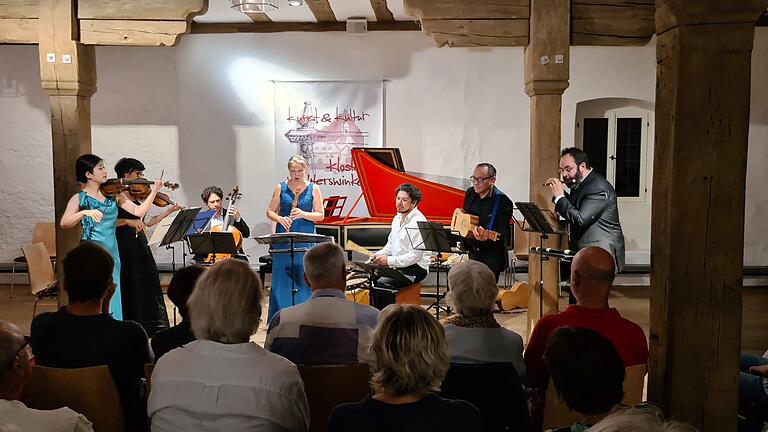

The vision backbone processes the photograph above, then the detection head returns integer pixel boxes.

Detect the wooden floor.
[3,283,765,354]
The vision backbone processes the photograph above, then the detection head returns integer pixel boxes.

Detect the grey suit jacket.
[554,170,626,271]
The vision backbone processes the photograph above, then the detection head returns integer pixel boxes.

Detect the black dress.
[116,203,169,337]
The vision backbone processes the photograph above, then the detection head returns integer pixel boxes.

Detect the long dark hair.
[75,154,103,183]
[114,157,145,179]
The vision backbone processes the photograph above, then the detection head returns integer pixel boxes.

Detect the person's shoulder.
[110,318,149,340]
[429,394,482,416]
[354,303,381,324]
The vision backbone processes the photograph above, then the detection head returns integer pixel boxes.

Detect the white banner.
[274,81,384,217]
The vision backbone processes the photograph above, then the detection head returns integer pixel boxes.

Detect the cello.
[205,186,243,262]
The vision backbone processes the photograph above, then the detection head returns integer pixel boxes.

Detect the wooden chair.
[541,363,648,431]
[23,365,125,432]
[510,223,529,283]
[299,363,371,432]
[11,222,56,298]
[22,242,57,319]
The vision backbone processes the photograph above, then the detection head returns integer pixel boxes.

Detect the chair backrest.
[441,362,531,432]
[542,363,648,431]
[32,222,56,257]
[513,223,529,260]
[23,365,125,432]
[22,242,56,296]
[299,363,371,432]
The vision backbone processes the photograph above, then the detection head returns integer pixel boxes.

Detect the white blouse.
[148,340,309,432]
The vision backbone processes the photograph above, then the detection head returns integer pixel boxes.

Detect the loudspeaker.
[346,18,367,35]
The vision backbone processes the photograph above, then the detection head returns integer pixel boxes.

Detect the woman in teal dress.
[60,154,162,320]
[266,155,325,322]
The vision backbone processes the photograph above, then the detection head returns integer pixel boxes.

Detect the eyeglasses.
[559,165,576,174]
[470,175,494,184]
[4,338,31,370]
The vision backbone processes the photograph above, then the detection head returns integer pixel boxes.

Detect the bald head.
[570,247,616,307]
[0,321,26,382]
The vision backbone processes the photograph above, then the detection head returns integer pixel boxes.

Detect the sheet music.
[148,215,174,246]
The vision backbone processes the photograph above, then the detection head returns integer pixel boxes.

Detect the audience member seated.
[0,320,93,432]
[442,260,525,378]
[328,304,483,432]
[588,404,699,432]
[524,247,648,400]
[148,259,309,432]
[544,327,626,431]
[150,265,206,361]
[739,350,768,415]
[30,242,151,432]
[266,243,379,365]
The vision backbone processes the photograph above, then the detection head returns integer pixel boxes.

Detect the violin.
[100,178,180,207]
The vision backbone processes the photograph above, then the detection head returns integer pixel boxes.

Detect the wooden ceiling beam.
[79,19,189,46]
[190,20,420,33]
[571,0,654,46]
[369,0,395,22]
[0,18,37,43]
[421,18,528,47]
[307,0,336,23]
[404,0,530,20]
[0,1,39,18]
[76,0,208,21]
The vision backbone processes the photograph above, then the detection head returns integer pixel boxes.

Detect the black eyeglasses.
[470,175,494,184]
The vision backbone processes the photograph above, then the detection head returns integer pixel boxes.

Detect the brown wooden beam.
[524,0,569,335]
[649,0,766,429]
[190,20,421,34]
[77,0,208,21]
[0,18,38,43]
[0,0,39,18]
[79,19,189,46]
[404,0,530,20]
[421,18,528,47]
[306,0,336,22]
[369,0,395,22]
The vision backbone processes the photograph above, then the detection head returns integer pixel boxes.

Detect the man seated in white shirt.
[369,183,431,304]
[0,320,93,432]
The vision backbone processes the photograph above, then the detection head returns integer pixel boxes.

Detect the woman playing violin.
[114,157,180,336]
[60,154,163,320]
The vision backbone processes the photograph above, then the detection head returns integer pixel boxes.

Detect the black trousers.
[371,264,428,309]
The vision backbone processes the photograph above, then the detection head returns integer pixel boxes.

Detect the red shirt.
[523,305,649,390]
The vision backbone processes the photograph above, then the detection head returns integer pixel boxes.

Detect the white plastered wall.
[0,29,765,266]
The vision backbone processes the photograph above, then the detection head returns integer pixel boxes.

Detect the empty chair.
[11,222,56,298]
[22,242,58,319]
[299,363,371,432]
[441,362,532,432]
[22,365,125,432]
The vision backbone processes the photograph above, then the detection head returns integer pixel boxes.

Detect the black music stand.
[186,232,238,264]
[353,261,415,310]
[410,221,462,319]
[514,202,565,319]
[158,207,202,271]
[255,233,334,306]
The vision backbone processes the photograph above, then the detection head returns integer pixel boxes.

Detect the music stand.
[514,202,565,319]
[186,232,238,264]
[410,221,462,319]
[156,207,203,272]
[255,233,334,306]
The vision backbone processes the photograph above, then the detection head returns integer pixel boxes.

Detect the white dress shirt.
[0,400,93,432]
[377,207,431,270]
[148,339,309,432]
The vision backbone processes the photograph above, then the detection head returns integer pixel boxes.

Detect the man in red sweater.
[524,246,648,393]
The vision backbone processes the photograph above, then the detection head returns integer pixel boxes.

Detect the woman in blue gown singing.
[59,154,162,320]
[266,154,325,322]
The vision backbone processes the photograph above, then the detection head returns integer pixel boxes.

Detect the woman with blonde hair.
[148,259,309,432]
[266,154,325,322]
[328,305,482,432]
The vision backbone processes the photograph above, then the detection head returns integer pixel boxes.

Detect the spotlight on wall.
[287,0,303,6]
[230,0,278,13]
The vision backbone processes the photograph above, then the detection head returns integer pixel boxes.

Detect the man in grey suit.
[546,147,625,302]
